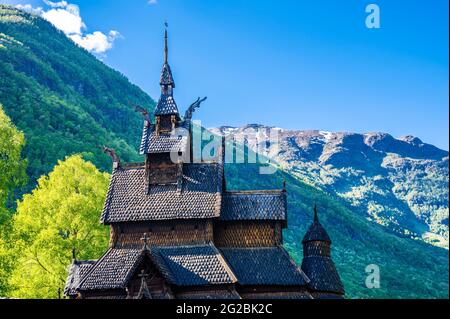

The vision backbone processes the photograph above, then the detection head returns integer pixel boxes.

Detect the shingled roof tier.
[302,222,331,243]
[301,256,345,295]
[220,247,309,286]
[75,245,236,292]
[160,63,175,87]
[78,248,143,291]
[154,92,179,116]
[139,120,189,154]
[302,207,331,243]
[64,260,96,296]
[152,245,237,286]
[221,191,287,221]
[100,163,223,224]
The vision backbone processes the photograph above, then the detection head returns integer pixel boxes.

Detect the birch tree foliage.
[0,104,27,297]
[0,104,27,215]
[9,155,110,299]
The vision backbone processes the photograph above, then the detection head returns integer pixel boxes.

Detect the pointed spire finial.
[314,204,319,223]
[164,21,168,64]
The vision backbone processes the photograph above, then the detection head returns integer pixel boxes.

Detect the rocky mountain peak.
[211,124,449,248]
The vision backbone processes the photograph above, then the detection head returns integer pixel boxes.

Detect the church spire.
[164,24,168,65]
[159,23,175,90]
[302,204,331,244]
[155,22,179,118]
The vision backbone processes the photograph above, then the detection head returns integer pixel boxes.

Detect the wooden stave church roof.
[139,120,190,155]
[100,163,223,224]
[64,260,96,296]
[71,244,236,293]
[100,162,288,225]
[301,256,345,295]
[220,246,309,286]
[221,191,287,221]
[154,92,179,116]
[65,244,313,297]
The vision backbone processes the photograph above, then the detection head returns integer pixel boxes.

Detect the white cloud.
[15,4,44,15]
[42,7,85,35]
[43,1,69,8]
[70,30,121,54]
[148,0,157,5]
[15,1,120,55]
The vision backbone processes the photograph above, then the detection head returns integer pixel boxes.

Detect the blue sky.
[4,0,449,149]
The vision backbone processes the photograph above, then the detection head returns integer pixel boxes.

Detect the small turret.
[301,205,345,298]
[302,204,331,252]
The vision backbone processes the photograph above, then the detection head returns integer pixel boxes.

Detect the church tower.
[140,26,188,186]
[301,205,345,298]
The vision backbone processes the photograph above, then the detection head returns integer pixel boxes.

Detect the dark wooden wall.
[213,221,283,247]
[146,153,181,185]
[110,220,214,248]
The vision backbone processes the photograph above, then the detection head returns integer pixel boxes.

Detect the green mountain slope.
[0,5,153,188]
[0,6,448,298]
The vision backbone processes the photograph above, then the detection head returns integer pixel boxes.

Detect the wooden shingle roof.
[152,244,237,286]
[139,121,189,155]
[75,244,236,292]
[302,222,331,243]
[160,63,175,87]
[301,256,344,294]
[221,191,287,221]
[302,207,331,243]
[220,247,309,286]
[154,92,179,116]
[78,248,143,291]
[100,163,223,224]
[64,260,96,296]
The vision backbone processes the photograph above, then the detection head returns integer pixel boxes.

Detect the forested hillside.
[0,5,153,190]
[0,6,448,299]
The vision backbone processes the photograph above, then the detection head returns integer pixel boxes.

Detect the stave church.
[64,28,344,300]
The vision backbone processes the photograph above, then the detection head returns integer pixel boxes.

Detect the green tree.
[8,155,110,299]
[0,104,27,296]
[0,104,27,212]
